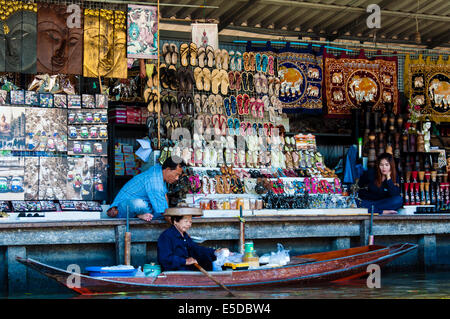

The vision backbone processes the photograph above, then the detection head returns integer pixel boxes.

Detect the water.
[5,271,450,299]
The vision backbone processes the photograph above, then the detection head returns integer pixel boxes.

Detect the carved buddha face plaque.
[83,9,126,78]
[37,3,83,75]
[0,2,37,73]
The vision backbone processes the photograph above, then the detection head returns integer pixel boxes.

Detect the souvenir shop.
[0,0,449,223]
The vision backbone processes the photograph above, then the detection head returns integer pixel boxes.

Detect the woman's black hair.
[170,215,184,224]
[162,156,186,170]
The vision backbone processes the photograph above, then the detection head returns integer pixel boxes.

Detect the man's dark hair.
[162,156,186,170]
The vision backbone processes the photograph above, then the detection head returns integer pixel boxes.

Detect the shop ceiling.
[146,0,449,49]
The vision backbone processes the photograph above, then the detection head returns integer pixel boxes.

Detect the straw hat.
[164,207,203,217]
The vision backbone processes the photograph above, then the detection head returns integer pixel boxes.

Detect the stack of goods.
[67,94,108,157]
[151,42,284,161]
[114,142,143,176]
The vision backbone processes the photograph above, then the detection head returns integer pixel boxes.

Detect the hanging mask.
[0,1,37,73]
[37,3,83,75]
[83,8,127,79]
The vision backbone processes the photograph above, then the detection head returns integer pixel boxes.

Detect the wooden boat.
[16,243,416,295]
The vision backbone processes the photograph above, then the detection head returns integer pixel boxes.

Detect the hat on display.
[164,207,203,217]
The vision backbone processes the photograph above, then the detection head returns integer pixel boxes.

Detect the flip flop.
[228,71,235,91]
[212,114,220,135]
[206,46,214,68]
[234,118,240,137]
[186,93,194,116]
[161,92,170,115]
[211,69,221,94]
[170,43,179,65]
[249,52,256,71]
[208,94,216,114]
[215,94,223,114]
[230,95,237,115]
[257,98,264,119]
[237,94,244,115]
[177,67,187,91]
[248,72,254,92]
[221,49,229,70]
[243,94,250,114]
[201,94,208,113]
[268,55,274,75]
[163,43,171,65]
[235,51,243,71]
[260,73,268,94]
[240,121,247,136]
[214,49,222,69]
[229,50,236,71]
[219,69,229,95]
[234,71,241,91]
[261,54,268,73]
[219,115,227,136]
[224,97,231,117]
[202,68,211,91]
[255,53,262,72]
[241,72,248,91]
[189,42,198,66]
[254,72,261,94]
[180,43,189,67]
[197,46,206,68]
[243,52,250,71]
[227,118,234,135]
[250,97,257,118]
[184,67,194,92]
[167,65,178,91]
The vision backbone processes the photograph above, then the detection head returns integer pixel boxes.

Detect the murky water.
[5,271,450,299]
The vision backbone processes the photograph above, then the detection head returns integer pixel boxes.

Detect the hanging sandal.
[189,42,198,66]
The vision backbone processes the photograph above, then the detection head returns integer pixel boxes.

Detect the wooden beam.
[218,0,259,32]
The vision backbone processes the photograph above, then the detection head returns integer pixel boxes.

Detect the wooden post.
[238,206,245,254]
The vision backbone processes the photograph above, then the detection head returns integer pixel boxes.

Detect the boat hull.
[16,243,417,295]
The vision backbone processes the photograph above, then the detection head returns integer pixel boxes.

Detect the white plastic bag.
[268,243,290,266]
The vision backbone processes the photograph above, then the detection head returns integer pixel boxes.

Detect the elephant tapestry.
[324,51,398,116]
[277,50,323,112]
[37,3,83,75]
[127,5,158,59]
[83,9,127,79]
[0,1,37,73]
[404,54,450,122]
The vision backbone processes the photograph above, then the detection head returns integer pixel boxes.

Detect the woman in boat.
[157,207,229,271]
[357,152,402,215]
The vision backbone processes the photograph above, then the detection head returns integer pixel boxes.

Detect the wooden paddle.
[193,263,235,297]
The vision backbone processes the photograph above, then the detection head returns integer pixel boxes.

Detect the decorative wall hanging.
[324,50,398,116]
[0,1,37,73]
[37,3,83,75]
[276,49,323,113]
[83,9,127,79]
[405,54,450,122]
[191,23,218,50]
[127,5,158,59]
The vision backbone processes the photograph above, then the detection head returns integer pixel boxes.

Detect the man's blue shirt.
[110,164,168,218]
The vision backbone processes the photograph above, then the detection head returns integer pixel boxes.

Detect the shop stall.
[0,0,448,225]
